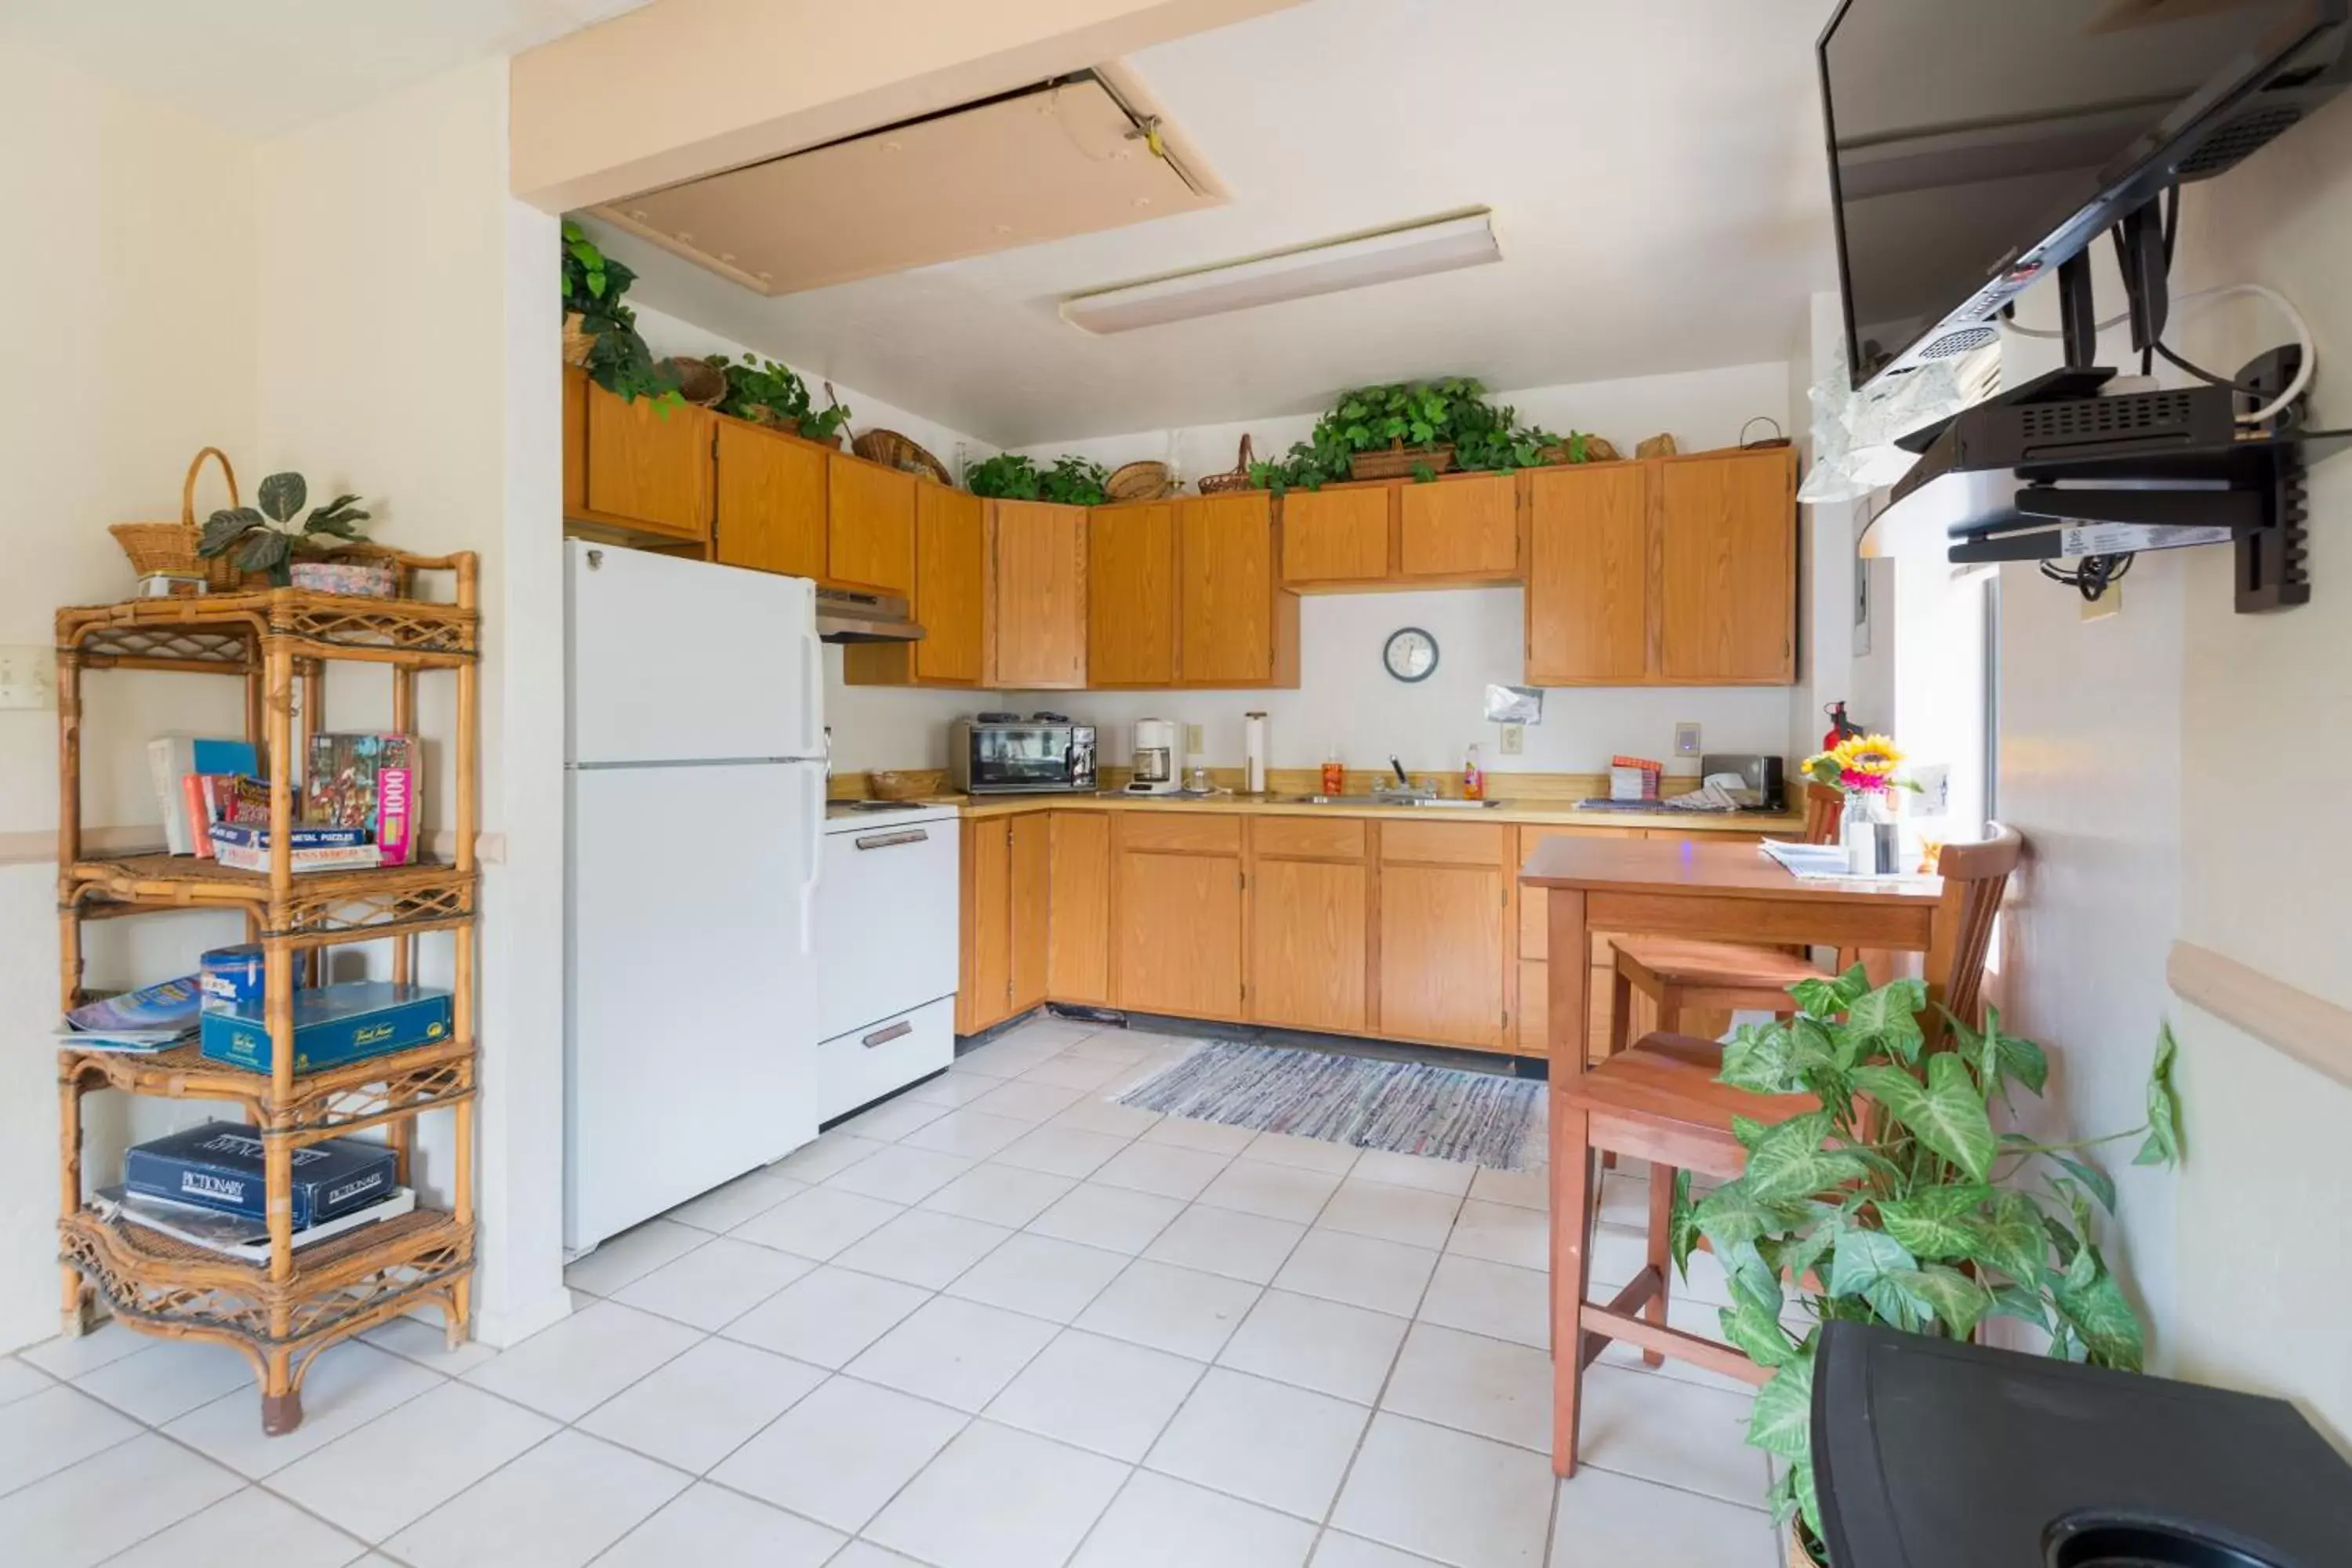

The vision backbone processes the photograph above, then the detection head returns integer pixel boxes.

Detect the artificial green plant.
[1675,968,2183,1559]
[198,473,371,586]
[561,220,678,407]
[964,452,1112,506]
[705,354,851,441]
[1247,377,1595,492]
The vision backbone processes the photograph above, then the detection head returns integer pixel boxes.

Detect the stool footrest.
[1579,1267,1666,1369]
[1576,1302,1772,1387]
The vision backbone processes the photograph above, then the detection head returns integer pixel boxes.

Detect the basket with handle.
[1196,434,1258,494]
[108,448,249,590]
[853,429,953,485]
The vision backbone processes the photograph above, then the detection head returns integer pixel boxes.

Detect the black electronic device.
[1812,1322,2352,1568]
[1820,1,2352,393]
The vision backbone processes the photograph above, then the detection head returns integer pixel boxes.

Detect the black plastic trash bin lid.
[1812,1322,2352,1567]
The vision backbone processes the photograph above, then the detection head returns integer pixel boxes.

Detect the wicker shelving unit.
[54,551,480,1434]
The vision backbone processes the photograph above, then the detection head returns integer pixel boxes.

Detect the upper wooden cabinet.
[1282,486,1392,586]
[1088,502,1178,687]
[988,500,1089,689]
[827,455,916,595]
[844,482,986,688]
[564,368,714,545]
[1397,472,1519,581]
[1657,451,1796,684]
[1526,462,1650,685]
[1524,448,1795,688]
[712,418,827,579]
[1178,493,1298,688]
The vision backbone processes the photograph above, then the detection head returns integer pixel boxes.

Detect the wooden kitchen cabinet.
[712,417,828,579]
[1524,447,1795,688]
[988,500,1089,688]
[1177,493,1298,688]
[1396,471,1519,581]
[1047,812,1112,1005]
[1248,818,1369,1035]
[844,483,986,687]
[1008,812,1051,1015]
[1087,501,1178,687]
[1375,820,1510,1050]
[1112,815,1243,1019]
[827,454,916,595]
[959,813,1051,1033]
[1657,448,1796,684]
[564,368,715,545]
[1281,485,1392,586]
[1526,462,1650,685]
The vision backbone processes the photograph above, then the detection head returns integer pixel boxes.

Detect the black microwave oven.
[948,717,1098,795]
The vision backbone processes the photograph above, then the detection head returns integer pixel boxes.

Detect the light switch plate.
[1184,722,1204,753]
[1499,724,1525,756]
[0,645,56,710]
[1674,721,1701,757]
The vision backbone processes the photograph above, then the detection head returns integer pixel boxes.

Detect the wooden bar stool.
[1551,824,2023,1479]
[1603,784,1848,1053]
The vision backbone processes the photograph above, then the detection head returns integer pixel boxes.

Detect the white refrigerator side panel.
[565,761,822,1250]
[566,539,819,764]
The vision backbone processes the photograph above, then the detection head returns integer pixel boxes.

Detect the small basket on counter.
[866,769,947,801]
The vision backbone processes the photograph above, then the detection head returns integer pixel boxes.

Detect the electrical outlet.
[0,645,56,710]
[1499,724,1525,756]
[1674,721,1702,757]
[1184,722,1205,754]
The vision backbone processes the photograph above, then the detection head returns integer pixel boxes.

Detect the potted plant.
[561,220,679,408]
[706,354,852,445]
[964,453,1111,506]
[1675,970,2183,1564]
[198,474,378,591]
[1245,377,1602,491]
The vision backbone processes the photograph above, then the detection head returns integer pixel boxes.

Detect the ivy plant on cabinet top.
[706,353,852,442]
[966,452,1112,506]
[561,220,679,408]
[1249,377,1595,492]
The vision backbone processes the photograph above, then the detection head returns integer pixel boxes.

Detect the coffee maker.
[1127,718,1179,795]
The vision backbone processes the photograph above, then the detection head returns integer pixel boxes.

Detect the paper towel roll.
[1243,711,1268,794]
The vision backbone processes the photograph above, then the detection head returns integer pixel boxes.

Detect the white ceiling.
[0,0,644,136]
[595,0,1845,447]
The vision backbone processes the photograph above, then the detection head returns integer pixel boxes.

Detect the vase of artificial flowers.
[1803,733,1915,875]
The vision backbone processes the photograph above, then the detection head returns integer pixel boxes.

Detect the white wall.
[627,303,996,772]
[1991,97,2352,1447]
[0,42,261,1351]
[1007,361,1806,777]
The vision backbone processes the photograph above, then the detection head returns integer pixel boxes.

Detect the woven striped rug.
[1116,1042,1545,1172]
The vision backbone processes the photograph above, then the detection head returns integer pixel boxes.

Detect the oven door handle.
[854,829,931,851]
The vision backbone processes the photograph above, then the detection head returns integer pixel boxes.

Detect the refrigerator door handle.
[801,628,824,760]
[800,767,823,955]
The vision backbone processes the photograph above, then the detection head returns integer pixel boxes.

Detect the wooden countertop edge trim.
[2167,940,2352,1093]
[945,796,1806,834]
[0,827,508,869]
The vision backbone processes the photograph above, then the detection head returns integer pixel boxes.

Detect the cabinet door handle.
[862,1020,914,1049]
[855,829,931,851]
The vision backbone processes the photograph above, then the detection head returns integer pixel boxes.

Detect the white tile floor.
[1,1017,1779,1568]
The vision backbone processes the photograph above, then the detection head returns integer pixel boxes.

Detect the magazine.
[58,976,203,1050]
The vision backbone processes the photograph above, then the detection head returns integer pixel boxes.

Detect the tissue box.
[199,981,452,1075]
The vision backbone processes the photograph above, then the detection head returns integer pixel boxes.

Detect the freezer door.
[567,539,822,765]
[566,760,823,1251]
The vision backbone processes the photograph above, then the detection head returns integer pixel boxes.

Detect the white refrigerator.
[564,539,827,1253]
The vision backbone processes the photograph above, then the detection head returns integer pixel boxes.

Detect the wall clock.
[1383,626,1439,683]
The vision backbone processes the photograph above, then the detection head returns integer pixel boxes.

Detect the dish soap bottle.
[1321,750,1345,796]
[1462,743,1485,801]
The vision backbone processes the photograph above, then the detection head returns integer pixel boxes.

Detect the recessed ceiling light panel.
[1060,210,1500,334]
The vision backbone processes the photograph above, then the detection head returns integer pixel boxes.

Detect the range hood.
[817,586,924,644]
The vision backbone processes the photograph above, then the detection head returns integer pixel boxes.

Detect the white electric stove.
[811,800,960,1123]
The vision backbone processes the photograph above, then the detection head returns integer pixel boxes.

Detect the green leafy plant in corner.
[705,354,851,441]
[1676,971,2183,1561]
[965,453,1110,506]
[1246,376,1598,492]
[197,473,371,586]
[561,220,679,408]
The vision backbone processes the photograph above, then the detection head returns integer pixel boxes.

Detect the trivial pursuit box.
[124,1121,397,1227]
[199,981,452,1074]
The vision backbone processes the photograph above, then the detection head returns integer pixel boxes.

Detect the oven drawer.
[816,996,955,1124]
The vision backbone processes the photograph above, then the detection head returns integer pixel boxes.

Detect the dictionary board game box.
[124,1121,398,1228]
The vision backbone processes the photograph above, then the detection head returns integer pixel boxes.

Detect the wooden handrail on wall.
[2168,941,2352,1093]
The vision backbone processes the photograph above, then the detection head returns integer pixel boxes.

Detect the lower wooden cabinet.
[1008,813,1051,1015]
[1249,818,1370,1035]
[1112,816,1243,1019]
[1046,812,1111,1005]
[957,815,1051,1035]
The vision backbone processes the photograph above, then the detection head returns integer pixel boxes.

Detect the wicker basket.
[868,769,946,800]
[108,448,249,591]
[1348,443,1456,481]
[1635,433,1679,459]
[562,311,596,368]
[663,357,727,408]
[1196,435,1259,495]
[1540,434,1621,464]
[854,429,953,486]
[1106,461,1174,503]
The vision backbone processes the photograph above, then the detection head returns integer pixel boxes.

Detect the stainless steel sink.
[1269,793,1508,810]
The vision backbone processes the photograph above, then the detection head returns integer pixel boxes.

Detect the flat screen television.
[1820,0,2351,391]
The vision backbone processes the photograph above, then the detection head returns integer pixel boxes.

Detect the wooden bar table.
[1517,837,1955,1399]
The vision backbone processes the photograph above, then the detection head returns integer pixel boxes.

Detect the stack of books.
[103,1121,413,1261]
[56,976,204,1054]
[152,730,419,873]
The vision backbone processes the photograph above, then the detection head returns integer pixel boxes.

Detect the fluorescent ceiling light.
[1061,211,1501,334]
